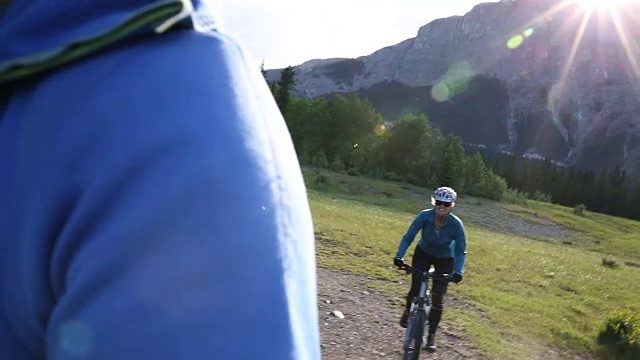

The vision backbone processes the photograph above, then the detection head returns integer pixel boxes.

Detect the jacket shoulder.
[422,209,434,216]
[449,213,464,228]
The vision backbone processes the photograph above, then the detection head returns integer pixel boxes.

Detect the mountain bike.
[396,262,451,360]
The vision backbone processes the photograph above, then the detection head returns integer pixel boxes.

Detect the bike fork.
[403,302,416,343]
[404,281,430,344]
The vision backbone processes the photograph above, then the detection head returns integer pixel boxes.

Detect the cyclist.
[0,0,320,359]
[393,186,467,352]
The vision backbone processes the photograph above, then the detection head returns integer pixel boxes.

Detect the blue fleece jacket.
[395,209,467,275]
[0,1,320,359]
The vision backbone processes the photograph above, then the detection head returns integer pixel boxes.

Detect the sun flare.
[579,0,631,11]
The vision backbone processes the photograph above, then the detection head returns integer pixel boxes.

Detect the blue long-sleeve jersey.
[395,209,467,275]
[0,0,320,359]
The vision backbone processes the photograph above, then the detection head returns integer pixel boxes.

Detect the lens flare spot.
[431,62,475,102]
[58,321,92,356]
[431,82,452,102]
[524,28,534,37]
[507,34,524,49]
[374,123,386,136]
[547,83,563,111]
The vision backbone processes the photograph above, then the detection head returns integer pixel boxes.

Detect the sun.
[514,0,640,94]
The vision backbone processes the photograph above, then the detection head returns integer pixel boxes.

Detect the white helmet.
[433,187,457,203]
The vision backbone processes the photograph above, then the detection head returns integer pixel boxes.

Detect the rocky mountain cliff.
[267,0,640,177]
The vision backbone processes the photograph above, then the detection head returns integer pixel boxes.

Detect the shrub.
[383,171,405,182]
[597,309,640,359]
[346,168,360,177]
[574,204,587,217]
[480,173,508,201]
[299,150,312,165]
[311,150,329,168]
[530,190,552,203]
[602,258,618,268]
[329,157,345,172]
[314,174,330,186]
[367,168,385,180]
[624,261,640,269]
[503,188,528,205]
[405,174,423,187]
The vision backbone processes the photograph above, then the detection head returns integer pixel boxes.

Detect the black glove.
[393,257,404,268]
[451,272,463,284]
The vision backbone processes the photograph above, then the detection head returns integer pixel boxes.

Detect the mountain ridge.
[266,0,640,177]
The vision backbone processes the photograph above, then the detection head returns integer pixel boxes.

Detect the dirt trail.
[317,267,483,360]
[316,267,594,360]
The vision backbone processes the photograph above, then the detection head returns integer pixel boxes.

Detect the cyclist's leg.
[405,246,431,312]
[428,256,454,335]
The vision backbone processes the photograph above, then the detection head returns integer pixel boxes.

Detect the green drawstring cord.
[0,2,182,84]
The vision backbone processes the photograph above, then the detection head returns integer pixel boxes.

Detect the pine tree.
[436,134,466,192]
[464,152,489,195]
[276,66,295,118]
[260,59,267,79]
[625,181,640,220]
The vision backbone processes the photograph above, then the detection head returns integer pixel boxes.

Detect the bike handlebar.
[396,263,452,281]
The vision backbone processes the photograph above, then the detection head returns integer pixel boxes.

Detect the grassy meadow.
[304,167,640,359]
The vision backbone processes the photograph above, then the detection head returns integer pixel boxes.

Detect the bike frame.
[398,263,451,359]
[402,265,434,343]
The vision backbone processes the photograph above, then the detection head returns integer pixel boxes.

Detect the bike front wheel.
[402,309,426,360]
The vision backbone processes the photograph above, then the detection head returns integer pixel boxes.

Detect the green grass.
[305,168,640,359]
[505,201,640,261]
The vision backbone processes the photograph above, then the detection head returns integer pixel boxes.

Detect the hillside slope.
[305,168,640,359]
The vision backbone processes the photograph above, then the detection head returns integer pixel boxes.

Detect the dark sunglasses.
[435,200,452,207]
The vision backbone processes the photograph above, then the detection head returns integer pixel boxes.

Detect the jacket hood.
[0,0,216,83]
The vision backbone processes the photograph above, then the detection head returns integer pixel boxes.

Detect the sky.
[211,0,500,69]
